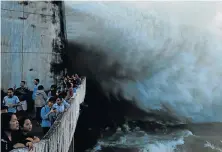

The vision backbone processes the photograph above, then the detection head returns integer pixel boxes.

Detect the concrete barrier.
[11,78,86,152]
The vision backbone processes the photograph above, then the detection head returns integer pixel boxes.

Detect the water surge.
[63,2,222,152]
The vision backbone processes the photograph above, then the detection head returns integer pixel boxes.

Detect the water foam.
[204,141,222,152]
[65,2,222,123]
[91,125,192,152]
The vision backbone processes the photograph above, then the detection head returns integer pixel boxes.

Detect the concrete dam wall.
[1,1,65,90]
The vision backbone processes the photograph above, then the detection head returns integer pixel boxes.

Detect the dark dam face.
[66,41,151,152]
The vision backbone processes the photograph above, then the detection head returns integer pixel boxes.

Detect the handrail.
[10,78,86,152]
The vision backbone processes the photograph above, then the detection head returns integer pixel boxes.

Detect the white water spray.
[65,2,222,123]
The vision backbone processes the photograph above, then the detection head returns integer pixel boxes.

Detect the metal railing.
[11,78,86,152]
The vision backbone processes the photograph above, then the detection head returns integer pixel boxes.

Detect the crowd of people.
[1,74,82,152]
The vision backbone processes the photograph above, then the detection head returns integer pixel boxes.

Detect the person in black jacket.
[14,81,29,100]
[1,113,33,152]
[12,117,40,145]
[15,81,29,118]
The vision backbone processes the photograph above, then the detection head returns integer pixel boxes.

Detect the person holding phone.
[40,97,56,134]
[53,96,70,113]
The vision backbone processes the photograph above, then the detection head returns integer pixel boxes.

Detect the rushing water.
[64,1,222,152]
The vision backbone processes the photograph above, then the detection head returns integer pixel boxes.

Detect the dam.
[1,1,85,152]
[3,1,222,152]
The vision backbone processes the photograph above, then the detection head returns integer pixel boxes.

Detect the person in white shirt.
[16,95,27,118]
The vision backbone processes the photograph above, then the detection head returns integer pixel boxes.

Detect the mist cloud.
[65,2,222,124]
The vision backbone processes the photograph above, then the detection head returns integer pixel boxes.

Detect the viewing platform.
[10,78,86,152]
[1,1,86,151]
